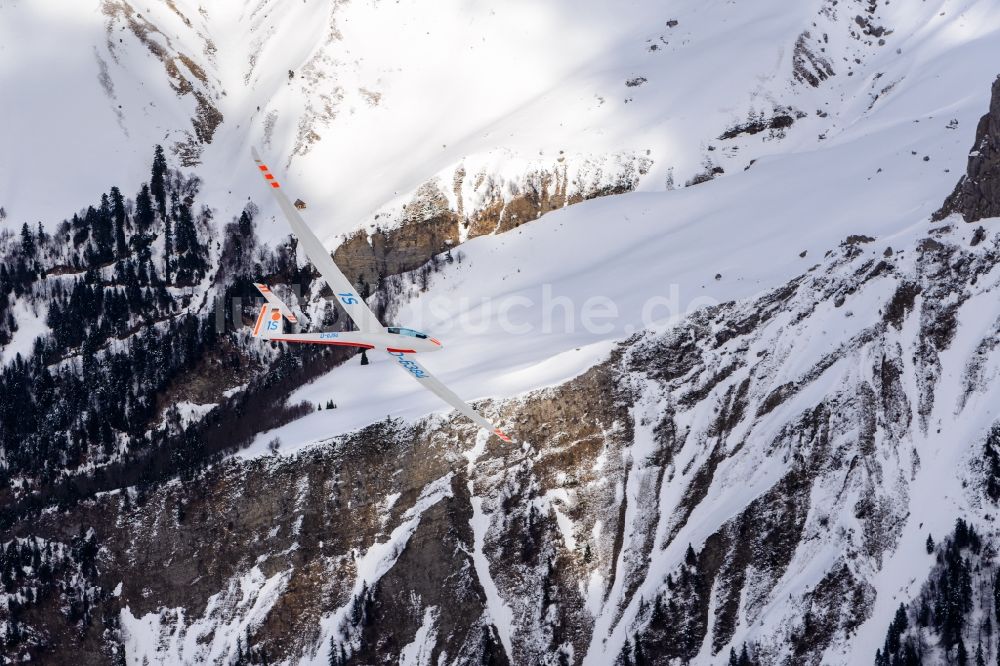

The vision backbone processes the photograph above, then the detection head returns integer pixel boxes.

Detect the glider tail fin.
[251,304,276,339]
[251,283,298,339]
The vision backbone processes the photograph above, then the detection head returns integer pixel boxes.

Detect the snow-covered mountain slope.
[242,71,991,456]
[5,0,1000,245]
[6,0,1000,664]
[5,0,1000,397]
[13,216,1000,665]
[250,0,1000,460]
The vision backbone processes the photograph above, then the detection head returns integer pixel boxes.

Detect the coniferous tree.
[233,636,246,666]
[329,638,346,666]
[150,144,168,218]
[685,543,697,567]
[633,633,648,666]
[993,574,1000,634]
[173,199,206,286]
[985,424,1000,501]
[20,223,34,257]
[620,637,633,666]
[110,185,127,256]
[969,523,982,553]
[174,198,193,257]
[164,191,176,284]
[71,211,90,247]
[956,519,970,548]
[927,533,935,554]
[222,206,258,281]
[135,183,155,234]
[93,193,115,263]
[877,602,910,664]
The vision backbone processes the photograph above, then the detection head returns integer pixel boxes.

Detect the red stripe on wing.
[270,338,375,350]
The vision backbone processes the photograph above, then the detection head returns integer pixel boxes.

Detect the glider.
[249,147,512,442]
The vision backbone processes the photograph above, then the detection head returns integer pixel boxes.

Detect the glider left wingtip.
[494,428,512,443]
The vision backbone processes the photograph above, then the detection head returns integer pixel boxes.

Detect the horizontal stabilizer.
[254,283,298,323]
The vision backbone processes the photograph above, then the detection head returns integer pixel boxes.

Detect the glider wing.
[386,350,512,442]
[251,147,384,334]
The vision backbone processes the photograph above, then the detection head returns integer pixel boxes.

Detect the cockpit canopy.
[387,327,428,339]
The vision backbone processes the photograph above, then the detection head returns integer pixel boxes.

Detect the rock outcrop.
[934,75,1000,222]
[331,153,652,293]
[333,182,461,295]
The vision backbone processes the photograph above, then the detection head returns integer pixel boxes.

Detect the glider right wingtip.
[494,428,512,443]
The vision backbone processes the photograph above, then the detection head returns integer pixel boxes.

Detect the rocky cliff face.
[454,153,653,238]
[328,152,653,296]
[8,215,1000,664]
[332,185,461,299]
[935,75,1000,223]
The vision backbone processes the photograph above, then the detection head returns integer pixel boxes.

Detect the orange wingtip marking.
[430,337,441,346]
[494,429,512,442]
[258,165,269,171]
[271,182,281,188]
[258,284,270,292]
